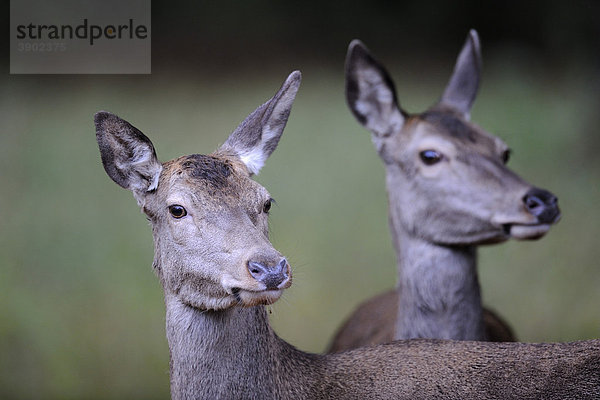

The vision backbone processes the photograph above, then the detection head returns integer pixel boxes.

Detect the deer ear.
[345,40,405,138]
[221,71,302,175]
[95,111,163,198]
[440,29,482,119]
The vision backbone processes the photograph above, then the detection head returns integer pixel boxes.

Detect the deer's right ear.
[440,29,482,118]
[345,40,405,138]
[95,111,163,197]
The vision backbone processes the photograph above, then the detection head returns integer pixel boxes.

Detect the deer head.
[346,30,560,245]
[95,71,301,310]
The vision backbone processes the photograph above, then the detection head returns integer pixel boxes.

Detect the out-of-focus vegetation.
[1,1,599,399]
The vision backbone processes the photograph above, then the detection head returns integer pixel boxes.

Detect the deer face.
[95,72,301,310]
[346,31,560,246]
[382,106,558,245]
[147,154,289,310]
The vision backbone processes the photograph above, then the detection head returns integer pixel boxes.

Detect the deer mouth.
[503,223,553,240]
[230,285,289,307]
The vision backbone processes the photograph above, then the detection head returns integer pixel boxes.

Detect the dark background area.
[149,0,600,71]
[5,1,596,72]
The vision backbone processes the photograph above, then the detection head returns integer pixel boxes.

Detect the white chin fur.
[238,289,284,307]
[510,224,551,240]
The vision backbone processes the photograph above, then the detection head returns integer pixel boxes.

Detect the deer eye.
[168,205,187,219]
[501,149,511,164]
[419,150,443,165]
[263,199,273,214]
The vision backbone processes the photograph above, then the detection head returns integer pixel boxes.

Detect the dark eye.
[419,150,443,165]
[501,149,511,164]
[168,205,187,219]
[263,199,273,213]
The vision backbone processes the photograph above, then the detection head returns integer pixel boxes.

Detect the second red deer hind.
[329,30,561,352]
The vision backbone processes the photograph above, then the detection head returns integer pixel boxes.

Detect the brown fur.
[329,290,515,352]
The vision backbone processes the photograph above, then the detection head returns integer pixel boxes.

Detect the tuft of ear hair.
[95,111,163,202]
[221,71,302,175]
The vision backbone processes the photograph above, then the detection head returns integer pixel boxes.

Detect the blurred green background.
[1,1,599,398]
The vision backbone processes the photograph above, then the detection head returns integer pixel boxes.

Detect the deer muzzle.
[522,187,561,224]
[247,258,291,290]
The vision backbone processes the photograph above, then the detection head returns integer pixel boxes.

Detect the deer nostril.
[247,258,289,290]
[523,188,560,223]
[277,258,288,273]
[524,195,544,213]
[248,261,268,281]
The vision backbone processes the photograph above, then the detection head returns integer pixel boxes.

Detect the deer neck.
[164,294,317,400]
[390,215,485,341]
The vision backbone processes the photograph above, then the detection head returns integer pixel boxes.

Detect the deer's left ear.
[95,111,163,201]
[220,71,301,175]
[440,29,482,119]
[345,40,406,141]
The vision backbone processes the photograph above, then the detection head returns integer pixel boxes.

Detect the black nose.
[523,188,560,224]
[247,258,289,290]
